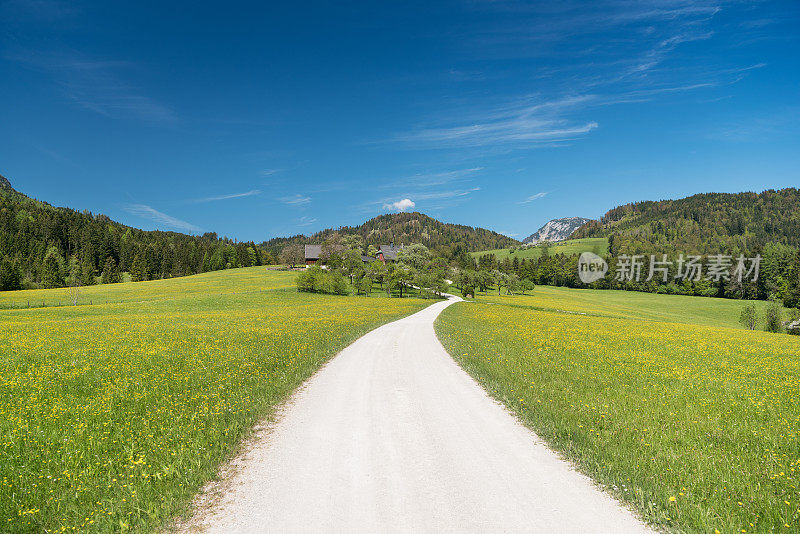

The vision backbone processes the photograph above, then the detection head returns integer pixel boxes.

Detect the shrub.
[739,303,757,330]
[786,309,800,336]
[324,271,349,295]
[296,266,319,292]
[296,266,349,295]
[764,301,783,333]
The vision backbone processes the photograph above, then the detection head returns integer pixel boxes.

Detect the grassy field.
[0,268,295,309]
[0,267,431,532]
[436,290,800,533]
[471,237,608,262]
[477,285,785,330]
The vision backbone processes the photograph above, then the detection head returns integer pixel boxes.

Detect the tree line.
[294,234,450,298]
[473,243,800,308]
[0,191,275,291]
[264,211,518,261]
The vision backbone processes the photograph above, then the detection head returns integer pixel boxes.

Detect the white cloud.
[124,204,201,233]
[193,189,261,203]
[297,216,317,227]
[400,95,598,149]
[414,187,480,201]
[519,191,548,203]
[280,194,311,207]
[383,198,416,212]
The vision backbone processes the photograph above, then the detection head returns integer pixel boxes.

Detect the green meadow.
[0,267,430,532]
[471,237,608,262]
[476,284,785,330]
[436,289,800,533]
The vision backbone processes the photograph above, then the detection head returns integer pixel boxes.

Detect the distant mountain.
[522,217,592,244]
[262,212,519,259]
[571,188,800,255]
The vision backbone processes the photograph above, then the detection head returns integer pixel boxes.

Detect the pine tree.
[101,257,121,284]
[42,254,64,288]
[0,257,23,291]
[80,254,97,286]
[130,253,147,282]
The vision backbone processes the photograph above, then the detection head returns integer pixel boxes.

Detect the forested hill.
[0,174,271,291]
[0,174,16,193]
[572,188,800,256]
[262,212,519,259]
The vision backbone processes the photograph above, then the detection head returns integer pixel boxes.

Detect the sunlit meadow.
[436,293,800,533]
[0,267,429,532]
[476,285,784,330]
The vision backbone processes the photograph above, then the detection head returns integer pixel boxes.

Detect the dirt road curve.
[181,296,653,533]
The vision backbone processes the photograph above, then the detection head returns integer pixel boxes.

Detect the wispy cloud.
[394,0,761,154]
[280,194,311,207]
[297,216,317,227]
[383,198,416,212]
[6,49,177,124]
[707,107,800,142]
[519,192,547,204]
[125,204,201,232]
[389,167,483,188]
[192,190,261,203]
[413,187,481,201]
[371,186,480,214]
[400,95,598,149]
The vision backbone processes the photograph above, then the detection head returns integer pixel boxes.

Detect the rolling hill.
[262,212,520,259]
[471,238,608,262]
[572,188,800,256]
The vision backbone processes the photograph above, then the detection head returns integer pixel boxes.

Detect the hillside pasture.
[0,267,430,532]
[0,268,294,309]
[471,237,608,262]
[475,285,785,330]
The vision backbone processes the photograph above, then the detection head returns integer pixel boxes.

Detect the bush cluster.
[296,266,348,295]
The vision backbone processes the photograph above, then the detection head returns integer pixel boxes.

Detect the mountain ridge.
[572,188,800,255]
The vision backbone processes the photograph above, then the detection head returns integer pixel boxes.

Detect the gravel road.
[180,296,652,533]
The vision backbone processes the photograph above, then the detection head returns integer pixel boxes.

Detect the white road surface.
[181,296,653,533]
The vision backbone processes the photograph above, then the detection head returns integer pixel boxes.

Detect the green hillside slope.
[0,173,270,291]
[263,212,519,259]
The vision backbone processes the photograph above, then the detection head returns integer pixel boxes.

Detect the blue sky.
[1,0,798,242]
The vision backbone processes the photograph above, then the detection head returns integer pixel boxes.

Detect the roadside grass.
[435,298,800,532]
[0,266,430,532]
[471,237,608,261]
[474,285,785,330]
